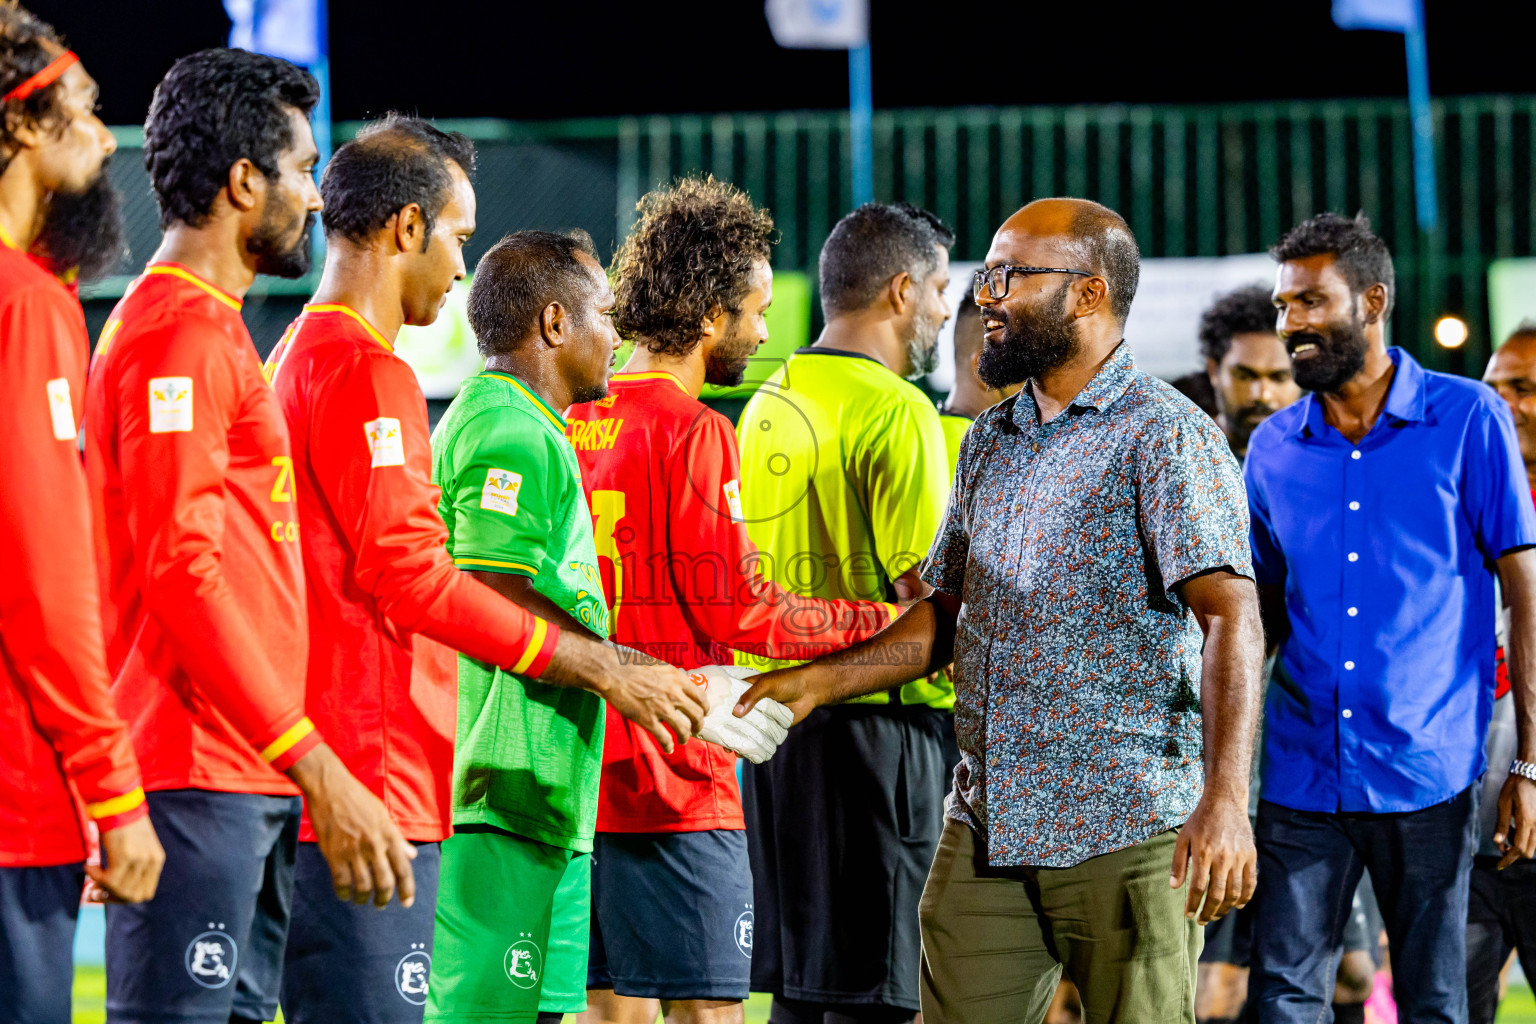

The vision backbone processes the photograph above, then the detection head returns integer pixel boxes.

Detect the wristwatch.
[1513,760,1536,783]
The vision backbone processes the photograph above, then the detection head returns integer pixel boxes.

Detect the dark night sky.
[27,1,1533,127]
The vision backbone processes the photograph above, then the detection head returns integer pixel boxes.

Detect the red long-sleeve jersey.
[567,371,898,832]
[85,264,320,796]
[0,236,146,867]
[265,304,559,842]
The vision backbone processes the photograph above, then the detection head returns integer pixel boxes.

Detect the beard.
[902,298,946,381]
[572,378,609,404]
[1219,399,1279,454]
[247,188,314,279]
[704,317,761,388]
[33,161,126,283]
[976,281,1080,389]
[1288,316,1368,393]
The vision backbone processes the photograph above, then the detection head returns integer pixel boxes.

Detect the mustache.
[34,161,127,283]
[1286,330,1328,353]
[1232,402,1280,422]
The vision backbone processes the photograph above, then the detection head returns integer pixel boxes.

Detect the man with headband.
[0,7,166,1022]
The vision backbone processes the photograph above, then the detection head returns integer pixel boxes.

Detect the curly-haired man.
[1198,283,1300,459]
[567,177,899,1024]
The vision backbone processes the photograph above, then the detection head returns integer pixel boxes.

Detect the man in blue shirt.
[1244,213,1536,1024]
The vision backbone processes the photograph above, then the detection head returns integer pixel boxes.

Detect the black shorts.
[280,841,442,1023]
[742,704,949,1011]
[0,863,84,1024]
[106,789,300,1024]
[587,829,753,1000]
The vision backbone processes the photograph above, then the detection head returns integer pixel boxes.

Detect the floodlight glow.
[1435,315,1468,349]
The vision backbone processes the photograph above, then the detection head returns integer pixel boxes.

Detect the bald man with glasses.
[735,198,1264,1024]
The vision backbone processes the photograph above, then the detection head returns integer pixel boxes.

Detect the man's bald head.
[1484,322,1536,471]
[993,198,1141,324]
[1485,323,1536,386]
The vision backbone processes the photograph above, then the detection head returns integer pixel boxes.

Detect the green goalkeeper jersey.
[432,371,608,851]
[736,347,954,709]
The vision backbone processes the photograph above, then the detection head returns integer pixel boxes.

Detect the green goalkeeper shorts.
[426,828,591,1022]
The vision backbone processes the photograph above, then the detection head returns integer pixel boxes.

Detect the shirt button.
[1347,606,1358,616]
[1351,450,1361,460]
[1344,660,1355,670]
[1349,501,1360,511]
[1348,552,1359,562]
[1342,708,1353,719]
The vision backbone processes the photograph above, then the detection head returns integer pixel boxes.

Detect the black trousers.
[1251,787,1478,1024]
[1466,856,1536,1024]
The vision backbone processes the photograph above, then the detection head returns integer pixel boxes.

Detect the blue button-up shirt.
[923,343,1253,867]
[1245,347,1536,814]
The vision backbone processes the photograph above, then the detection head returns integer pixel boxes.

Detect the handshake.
[688,664,794,764]
[597,645,796,763]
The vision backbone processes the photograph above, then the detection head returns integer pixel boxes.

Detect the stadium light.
[1434,315,1469,349]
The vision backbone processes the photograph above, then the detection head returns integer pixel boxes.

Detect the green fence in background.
[88,96,1536,372]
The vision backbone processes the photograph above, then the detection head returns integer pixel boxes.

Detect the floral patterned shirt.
[922,342,1253,867]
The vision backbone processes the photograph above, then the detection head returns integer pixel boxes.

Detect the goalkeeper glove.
[688,664,793,764]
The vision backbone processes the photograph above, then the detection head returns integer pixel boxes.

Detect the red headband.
[3,50,79,103]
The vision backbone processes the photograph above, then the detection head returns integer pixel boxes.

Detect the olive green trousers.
[918,818,1202,1024]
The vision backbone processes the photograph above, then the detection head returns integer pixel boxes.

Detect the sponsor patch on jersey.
[46,377,74,441]
[723,479,745,521]
[365,417,405,467]
[481,468,523,516]
[148,377,193,433]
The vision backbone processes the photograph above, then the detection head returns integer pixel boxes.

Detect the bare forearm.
[1499,553,1536,762]
[465,568,615,692]
[285,740,345,793]
[1200,610,1264,800]
[463,569,659,697]
[786,594,951,704]
[1186,574,1265,802]
[467,569,586,636]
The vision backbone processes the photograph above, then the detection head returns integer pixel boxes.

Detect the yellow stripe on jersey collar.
[145,263,243,311]
[0,221,15,249]
[303,303,394,352]
[610,371,689,394]
[479,372,567,430]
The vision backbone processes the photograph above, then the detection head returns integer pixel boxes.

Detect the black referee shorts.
[742,703,950,1013]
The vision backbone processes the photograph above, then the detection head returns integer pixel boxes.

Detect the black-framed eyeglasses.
[972,265,1093,300]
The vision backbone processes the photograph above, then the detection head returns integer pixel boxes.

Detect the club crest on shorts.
[734,907,754,958]
[395,943,431,1005]
[503,933,542,989]
[184,925,237,988]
